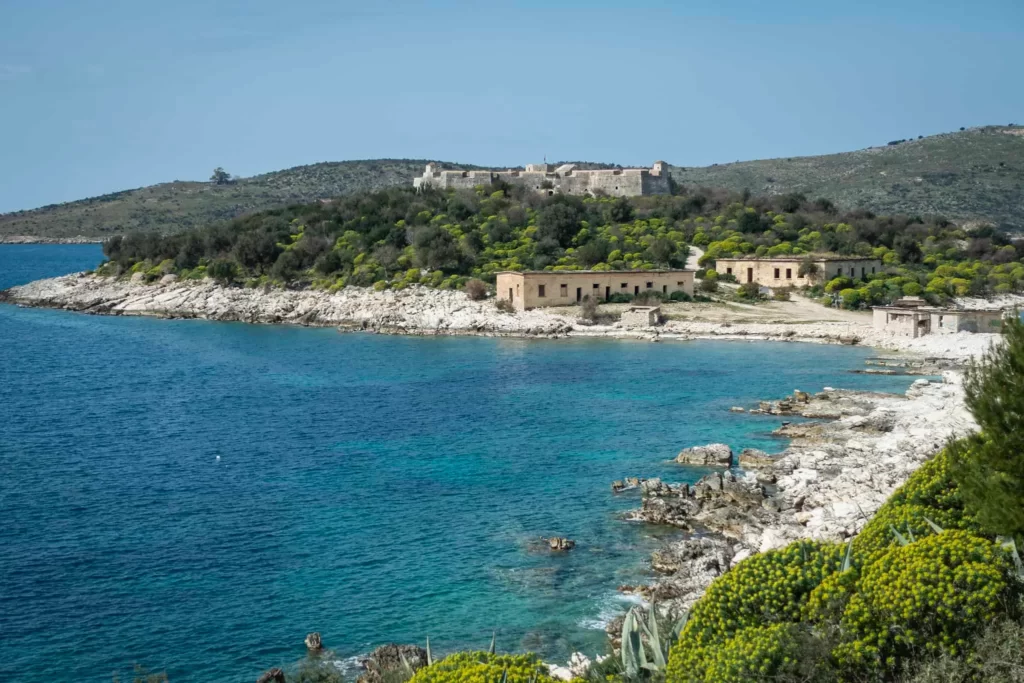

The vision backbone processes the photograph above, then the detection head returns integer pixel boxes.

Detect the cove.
[0,246,920,682]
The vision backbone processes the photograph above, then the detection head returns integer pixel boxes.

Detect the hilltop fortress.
[413,161,672,197]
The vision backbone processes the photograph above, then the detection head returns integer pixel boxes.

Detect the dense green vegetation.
[658,317,1024,682]
[672,125,1024,231]
[94,180,1024,309]
[5,126,1022,241]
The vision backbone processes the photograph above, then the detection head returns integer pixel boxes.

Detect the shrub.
[736,281,762,299]
[899,617,1024,682]
[839,288,861,309]
[699,623,803,683]
[607,292,633,304]
[207,259,237,284]
[852,448,979,565]
[834,531,1013,674]
[464,279,488,300]
[718,272,738,283]
[950,316,1024,537]
[495,298,514,313]
[772,286,793,301]
[698,278,719,293]
[666,541,845,682]
[669,290,692,302]
[579,294,599,321]
[633,290,666,305]
[409,652,554,683]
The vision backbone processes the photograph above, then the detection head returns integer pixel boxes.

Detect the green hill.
[671,125,1024,230]
[0,159,480,241]
[3,126,1023,240]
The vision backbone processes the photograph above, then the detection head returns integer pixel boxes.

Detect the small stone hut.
[872,297,1006,337]
[620,306,661,328]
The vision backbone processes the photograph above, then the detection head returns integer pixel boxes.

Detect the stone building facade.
[712,256,883,286]
[413,162,671,197]
[495,270,694,311]
[872,297,1005,337]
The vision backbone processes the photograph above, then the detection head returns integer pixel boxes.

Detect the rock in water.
[358,644,429,683]
[256,668,286,683]
[547,537,576,551]
[305,632,323,652]
[675,443,733,467]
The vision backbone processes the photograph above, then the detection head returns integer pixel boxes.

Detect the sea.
[0,245,920,682]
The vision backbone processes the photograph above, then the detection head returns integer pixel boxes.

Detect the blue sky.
[1,0,1022,213]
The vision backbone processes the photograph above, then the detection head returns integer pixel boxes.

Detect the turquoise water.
[0,246,919,682]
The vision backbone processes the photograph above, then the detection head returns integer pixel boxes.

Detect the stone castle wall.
[413,162,670,197]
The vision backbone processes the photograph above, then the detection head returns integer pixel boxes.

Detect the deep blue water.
[0,246,919,682]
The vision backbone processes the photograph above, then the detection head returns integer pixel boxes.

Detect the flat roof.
[874,305,1006,314]
[496,269,695,275]
[714,255,880,262]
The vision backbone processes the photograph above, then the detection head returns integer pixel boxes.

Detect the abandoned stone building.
[412,161,672,197]
[872,297,1006,337]
[712,255,883,287]
[495,270,694,311]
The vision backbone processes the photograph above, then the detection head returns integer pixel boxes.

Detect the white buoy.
[216,455,221,460]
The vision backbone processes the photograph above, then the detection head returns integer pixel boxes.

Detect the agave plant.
[620,602,689,679]
[997,535,1024,581]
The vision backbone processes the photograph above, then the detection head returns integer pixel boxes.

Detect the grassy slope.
[0,159,481,240]
[3,126,1023,239]
[672,126,1024,230]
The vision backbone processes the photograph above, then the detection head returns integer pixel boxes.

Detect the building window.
[593,283,599,289]
[726,268,732,275]
[850,267,855,277]
[560,284,567,297]
[786,268,792,279]
[646,282,653,289]
[538,284,546,297]
[862,267,866,277]
[662,285,667,293]
[774,268,780,278]
[677,281,684,286]
[621,283,628,289]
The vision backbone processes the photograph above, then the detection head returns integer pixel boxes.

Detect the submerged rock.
[675,443,733,467]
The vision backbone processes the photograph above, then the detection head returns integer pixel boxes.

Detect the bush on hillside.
[834,531,1013,675]
[666,541,845,683]
[409,653,554,683]
[464,279,488,300]
[669,290,692,302]
[736,281,762,300]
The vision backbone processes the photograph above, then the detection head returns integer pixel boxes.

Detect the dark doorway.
[576,287,582,302]
[634,285,639,295]
[747,268,754,283]
[605,286,611,300]
[508,288,513,301]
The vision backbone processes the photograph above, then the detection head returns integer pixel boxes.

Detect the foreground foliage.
[408,652,553,683]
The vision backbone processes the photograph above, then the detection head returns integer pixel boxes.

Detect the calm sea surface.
[0,245,918,682]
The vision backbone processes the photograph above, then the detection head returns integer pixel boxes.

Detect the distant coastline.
[0,236,102,245]
[0,272,1000,363]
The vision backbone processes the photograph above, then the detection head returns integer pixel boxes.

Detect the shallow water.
[0,246,919,682]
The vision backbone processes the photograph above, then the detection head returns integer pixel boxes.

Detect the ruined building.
[413,161,672,197]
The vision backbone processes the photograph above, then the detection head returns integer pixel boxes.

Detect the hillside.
[3,126,1023,240]
[0,159,480,241]
[672,125,1024,230]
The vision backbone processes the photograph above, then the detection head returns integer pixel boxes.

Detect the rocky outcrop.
[358,644,429,683]
[256,668,286,683]
[546,537,576,551]
[674,443,733,467]
[611,477,643,492]
[305,633,323,652]
[625,375,976,622]
[0,274,575,337]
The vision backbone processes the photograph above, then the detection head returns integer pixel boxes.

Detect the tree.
[207,259,237,283]
[949,314,1024,536]
[646,237,676,266]
[895,235,923,264]
[210,167,232,185]
[576,238,610,267]
[537,200,582,247]
[797,257,821,281]
[608,197,634,223]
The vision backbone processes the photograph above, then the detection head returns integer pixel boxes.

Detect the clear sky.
[1,0,1022,213]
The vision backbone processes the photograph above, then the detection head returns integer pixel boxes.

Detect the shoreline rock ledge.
[674,443,733,467]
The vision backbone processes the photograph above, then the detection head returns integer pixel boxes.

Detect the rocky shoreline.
[0,273,1002,360]
[612,372,977,632]
[0,235,102,244]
